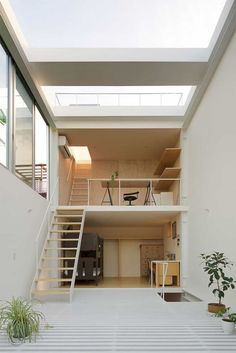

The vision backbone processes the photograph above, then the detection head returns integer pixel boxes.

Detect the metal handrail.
[30,178,59,297]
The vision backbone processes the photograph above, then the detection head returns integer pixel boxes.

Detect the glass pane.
[35,107,48,198]
[0,44,8,166]
[15,74,33,186]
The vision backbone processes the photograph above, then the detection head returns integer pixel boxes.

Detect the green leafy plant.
[215,307,236,323]
[0,109,6,125]
[200,252,235,305]
[0,297,45,343]
[110,170,119,188]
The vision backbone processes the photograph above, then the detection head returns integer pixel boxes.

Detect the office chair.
[123,191,139,206]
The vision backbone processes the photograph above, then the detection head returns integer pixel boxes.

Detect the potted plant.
[0,297,45,343]
[200,252,235,313]
[110,170,119,188]
[215,307,236,334]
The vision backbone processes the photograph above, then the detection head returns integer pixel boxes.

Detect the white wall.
[103,240,119,277]
[119,240,141,277]
[163,217,181,260]
[0,165,48,300]
[186,31,236,306]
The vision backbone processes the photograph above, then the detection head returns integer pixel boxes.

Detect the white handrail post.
[162,262,169,300]
[151,261,153,288]
[88,179,90,205]
[150,179,153,205]
[118,179,121,206]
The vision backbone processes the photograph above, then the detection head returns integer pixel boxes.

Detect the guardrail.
[85,178,181,206]
[30,178,59,296]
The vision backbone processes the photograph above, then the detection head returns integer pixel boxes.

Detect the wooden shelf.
[154,167,181,191]
[160,167,181,179]
[155,148,181,176]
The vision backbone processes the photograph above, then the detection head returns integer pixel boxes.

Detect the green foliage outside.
[0,109,6,125]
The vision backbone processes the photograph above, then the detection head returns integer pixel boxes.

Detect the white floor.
[0,289,236,352]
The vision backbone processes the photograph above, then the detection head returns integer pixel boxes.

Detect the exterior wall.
[186,31,236,305]
[0,165,47,300]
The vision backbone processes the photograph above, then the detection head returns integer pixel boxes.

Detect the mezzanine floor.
[1,289,236,352]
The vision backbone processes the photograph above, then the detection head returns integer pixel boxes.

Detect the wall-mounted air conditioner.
[58,136,72,159]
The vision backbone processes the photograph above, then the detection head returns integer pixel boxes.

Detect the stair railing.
[69,209,86,302]
[30,178,59,296]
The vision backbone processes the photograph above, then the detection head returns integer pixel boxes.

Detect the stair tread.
[45,248,77,250]
[40,267,74,270]
[50,230,81,233]
[54,215,83,218]
[56,207,85,210]
[52,222,82,225]
[43,257,76,260]
[32,289,70,295]
[37,278,73,281]
[48,239,79,241]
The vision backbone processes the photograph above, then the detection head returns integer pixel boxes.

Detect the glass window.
[35,107,48,198]
[0,43,8,166]
[15,74,33,186]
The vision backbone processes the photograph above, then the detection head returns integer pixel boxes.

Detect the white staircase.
[69,178,88,205]
[31,207,86,301]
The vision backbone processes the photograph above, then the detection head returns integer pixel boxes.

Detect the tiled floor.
[0,289,236,352]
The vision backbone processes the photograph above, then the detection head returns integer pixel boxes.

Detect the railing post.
[150,179,153,205]
[118,179,121,205]
[88,179,90,205]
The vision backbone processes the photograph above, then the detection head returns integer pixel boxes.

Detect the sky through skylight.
[8,0,229,48]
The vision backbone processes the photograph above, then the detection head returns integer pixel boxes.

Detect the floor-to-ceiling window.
[0,43,8,167]
[35,106,48,198]
[14,73,33,187]
[0,38,50,197]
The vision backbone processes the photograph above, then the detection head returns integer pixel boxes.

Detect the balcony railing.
[15,163,48,198]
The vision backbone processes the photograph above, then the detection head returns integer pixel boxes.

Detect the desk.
[150,260,180,288]
[100,179,156,205]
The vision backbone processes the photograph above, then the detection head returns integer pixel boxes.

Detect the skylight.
[8,0,230,49]
[70,146,91,164]
[42,86,195,108]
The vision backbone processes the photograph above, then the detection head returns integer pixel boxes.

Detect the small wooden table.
[150,260,180,288]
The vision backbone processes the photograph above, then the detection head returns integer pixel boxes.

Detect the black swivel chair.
[123,191,139,206]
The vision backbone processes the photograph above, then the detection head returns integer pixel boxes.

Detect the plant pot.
[222,319,235,334]
[208,303,226,313]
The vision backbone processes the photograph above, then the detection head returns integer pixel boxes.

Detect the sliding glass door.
[15,74,33,187]
[35,106,48,198]
[0,43,8,166]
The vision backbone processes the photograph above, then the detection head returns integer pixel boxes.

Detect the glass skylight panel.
[42,86,194,109]
[8,0,230,49]
[70,146,91,164]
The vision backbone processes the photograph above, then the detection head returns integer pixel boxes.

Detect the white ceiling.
[59,128,180,160]
[85,209,181,227]
[1,0,235,128]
